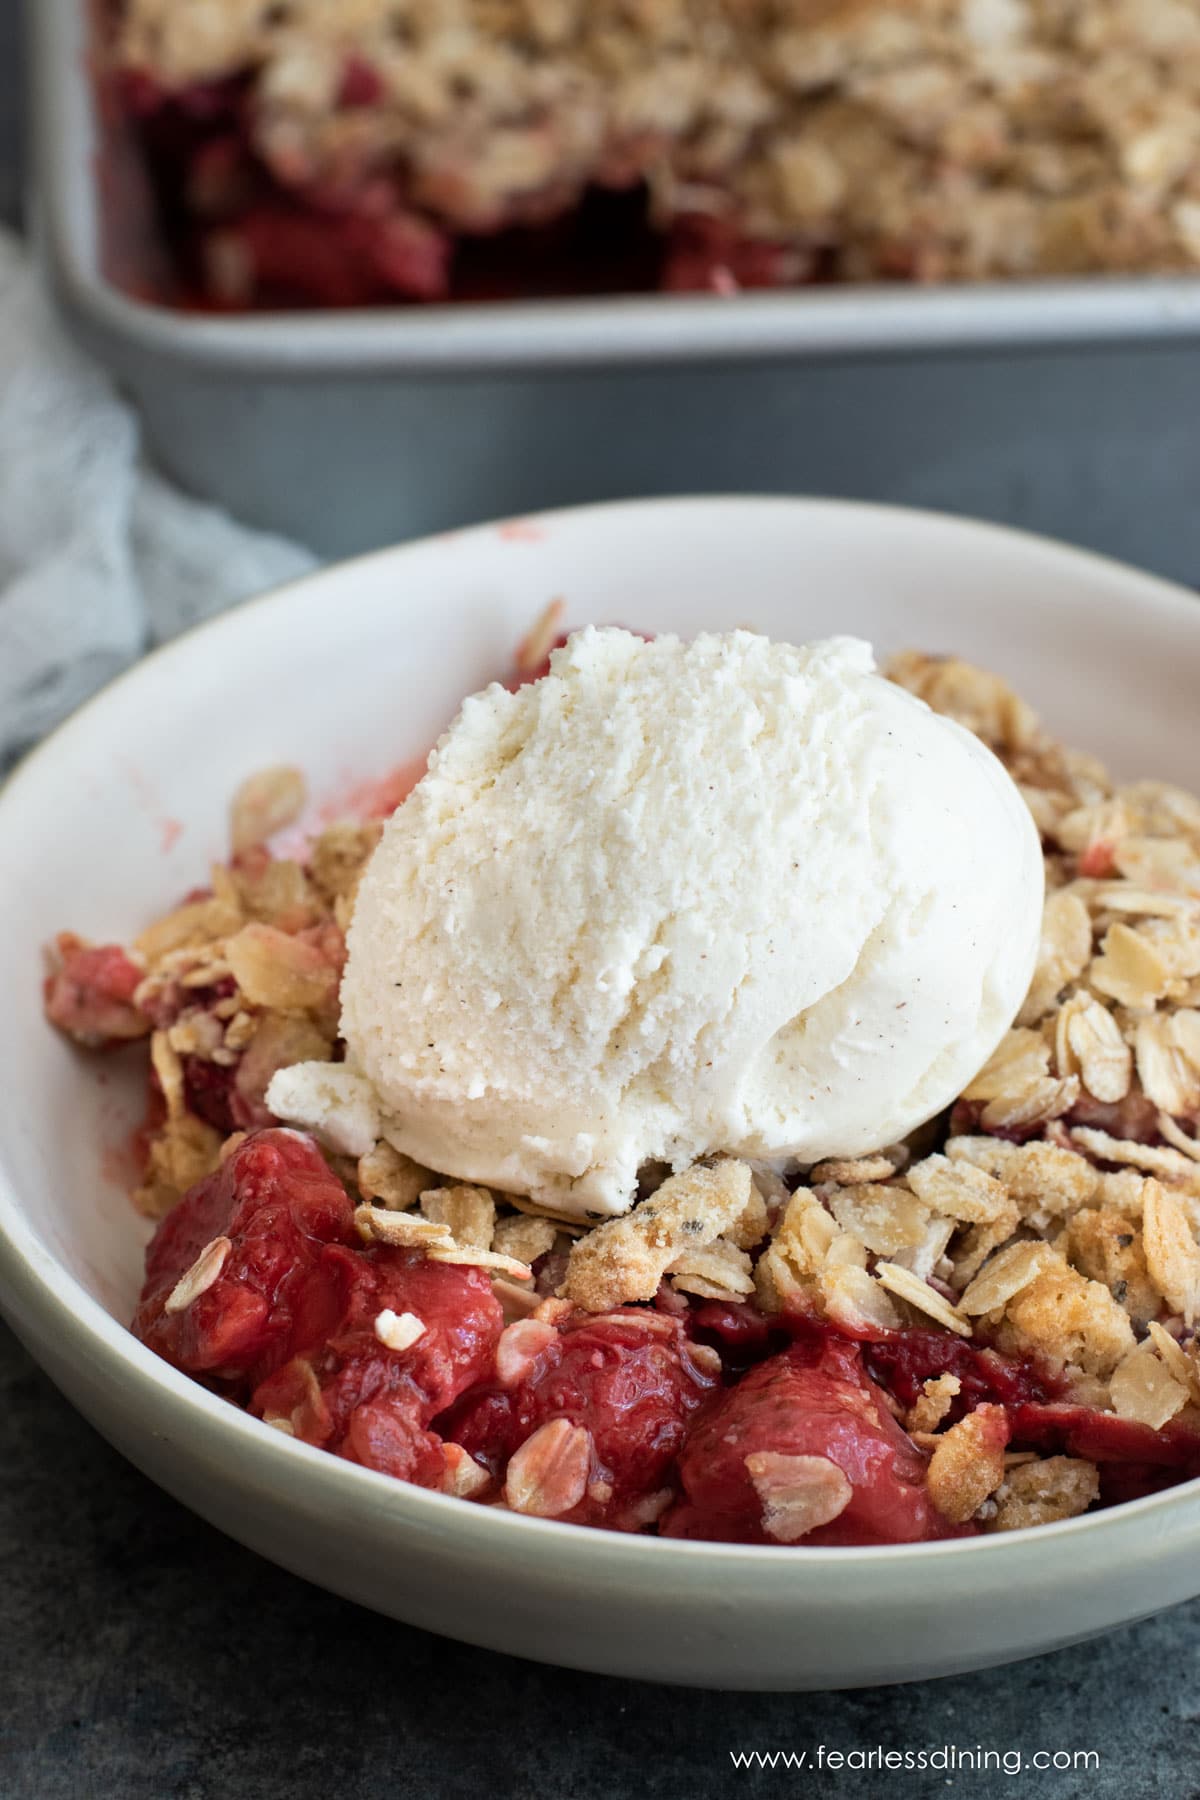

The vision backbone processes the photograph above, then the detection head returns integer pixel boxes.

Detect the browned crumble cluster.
[115,0,1200,284]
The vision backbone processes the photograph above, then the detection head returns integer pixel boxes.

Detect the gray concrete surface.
[3,2,1200,1794]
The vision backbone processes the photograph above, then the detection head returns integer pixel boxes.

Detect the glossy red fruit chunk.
[663,1338,962,1546]
[182,1053,239,1134]
[863,1328,1060,1417]
[337,55,386,108]
[44,935,149,1047]
[251,1249,503,1489]
[341,1394,446,1487]
[445,1308,717,1528]
[326,1247,504,1420]
[134,1129,355,1384]
[688,1299,774,1371]
[1010,1402,1200,1471]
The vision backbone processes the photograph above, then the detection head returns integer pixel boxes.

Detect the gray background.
[2,2,1200,1795]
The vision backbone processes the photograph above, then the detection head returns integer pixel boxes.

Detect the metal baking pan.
[31,0,1200,572]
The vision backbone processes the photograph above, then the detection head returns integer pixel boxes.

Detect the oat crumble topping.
[113,0,1200,289]
[46,633,1200,1540]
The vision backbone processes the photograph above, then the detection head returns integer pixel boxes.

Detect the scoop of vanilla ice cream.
[305,629,1043,1216]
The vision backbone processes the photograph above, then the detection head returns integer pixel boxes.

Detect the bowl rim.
[4,490,1200,1573]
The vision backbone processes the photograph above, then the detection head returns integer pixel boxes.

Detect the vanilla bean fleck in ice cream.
[269,629,1043,1215]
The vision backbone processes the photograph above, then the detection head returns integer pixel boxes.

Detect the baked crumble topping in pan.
[111,0,1200,303]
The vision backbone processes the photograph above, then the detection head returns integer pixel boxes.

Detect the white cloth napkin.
[0,230,316,762]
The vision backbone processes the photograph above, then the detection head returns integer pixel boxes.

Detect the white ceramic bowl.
[3,497,1200,1691]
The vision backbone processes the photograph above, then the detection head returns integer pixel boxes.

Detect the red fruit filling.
[1009,1403,1200,1472]
[444,1308,717,1528]
[43,935,149,1047]
[134,971,236,1033]
[336,55,388,110]
[662,1338,967,1546]
[862,1328,1062,1418]
[125,1132,1200,1533]
[165,1036,291,1138]
[135,1129,356,1384]
[661,213,813,293]
[208,203,452,307]
[251,1249,503,1488]
[1063,1089,1162,1144]
[133,1128,503,1490]
[181,1053,240,1135]
[109,70,663,309]
[687,1299,775,1372]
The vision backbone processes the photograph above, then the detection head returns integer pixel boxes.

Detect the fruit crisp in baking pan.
[45,622,1200,1544]
[106,0,1200,309]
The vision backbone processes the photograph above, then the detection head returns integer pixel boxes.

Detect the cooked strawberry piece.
[1010,1402,1200,1471]
[342,1396,446,1487]
[439,1385,513,1468]
[250,1249,502,1489]
[1065,1089,1161,1143]
[153,1039,266,1139]
[182,1054,239,1134]
[141,1157,233,1294]
[323,1247,504,1418]
[209,203,451,306]
[337,55,386,109]
[445,1308,716,1528]
[134,1129,355,1383]
[864,1328,1060,1417]
[663,1338,964,1545]
[44,934,149,1047]
[687,1299,775,1372]
[256,1348,447,1488]
[141,1127,344,1286]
